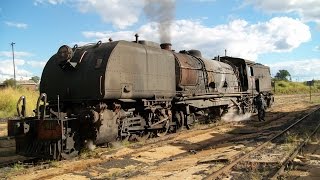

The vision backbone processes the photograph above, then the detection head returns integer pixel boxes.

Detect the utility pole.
[11,42,16,87]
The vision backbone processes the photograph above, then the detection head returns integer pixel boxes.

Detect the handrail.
[16,96,26,117]
[36,93,47,119]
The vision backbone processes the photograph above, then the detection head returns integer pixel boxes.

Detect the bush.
[0,87,39,118]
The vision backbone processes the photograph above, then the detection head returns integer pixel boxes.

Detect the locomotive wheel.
[156,119,170,137]
[134,131,151,142]
[123,131,151,142]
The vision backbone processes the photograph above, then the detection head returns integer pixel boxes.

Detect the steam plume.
[144,0,175,43]
[85,140,96,151]
[221,108,252,122]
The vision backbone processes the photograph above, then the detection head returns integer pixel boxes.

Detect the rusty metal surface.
[204,59,240,93]
[104,40,176,99]
[252,65,272,92]
[37,120,62,140]
[174,53,202,86]
[219,56,272,94]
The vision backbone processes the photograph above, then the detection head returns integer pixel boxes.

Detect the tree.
[275,70,291,81]
[30,76,40,83]
[3,78,16,87]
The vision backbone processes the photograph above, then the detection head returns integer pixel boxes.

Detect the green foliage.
[2,78,16,87]
[30,76,40,83]
[0,87,39,118]
[274,80,320,94]
[12,163,24,171]
[274,70,291,81]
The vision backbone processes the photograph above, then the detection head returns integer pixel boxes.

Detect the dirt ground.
[0,123,7,137]
[1,94,320,179]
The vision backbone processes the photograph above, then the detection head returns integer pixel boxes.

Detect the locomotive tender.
[8,36,273,159]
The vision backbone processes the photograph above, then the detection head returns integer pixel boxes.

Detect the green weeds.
[274,81,320,94]
[0,87,38,118]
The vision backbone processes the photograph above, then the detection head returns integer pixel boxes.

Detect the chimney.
[160,43,172,50]
[135,33,139,43]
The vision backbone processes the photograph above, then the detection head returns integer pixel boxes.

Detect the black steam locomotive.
[8,36,273,159]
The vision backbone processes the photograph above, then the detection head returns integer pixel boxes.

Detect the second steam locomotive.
[8,35,273,159]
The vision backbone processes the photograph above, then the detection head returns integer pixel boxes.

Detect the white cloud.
[34,0,144,29]
[82,31,136,41]
[34,0,65,6]
[268,59,320,81]
[0,51,44,82]
[82,17,310,60]
[26,61,47,68]
[75,0,144,29]
[0,51,34,58]
[5,21,28,29]
[314,46,320,52]
[245,0,320,24]
[0,59,34,82]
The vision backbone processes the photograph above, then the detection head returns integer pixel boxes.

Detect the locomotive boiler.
[8,36,273,159]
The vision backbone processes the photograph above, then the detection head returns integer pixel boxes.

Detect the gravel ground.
[1,93,320,180]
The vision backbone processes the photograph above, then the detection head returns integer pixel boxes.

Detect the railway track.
[0,104,317,179]
[271,111,320,179]
[205,106,320,179]
[0,136,22,168]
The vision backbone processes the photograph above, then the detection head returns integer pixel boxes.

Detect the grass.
[0,163,25,179]
[12,163,25,171]
[79,148,99,159]
[274,80,320,94]
[0,87,39,118]
[285,132,299,144]
[47,160,60,168]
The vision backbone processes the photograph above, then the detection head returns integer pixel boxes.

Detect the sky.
[0,0,319,82]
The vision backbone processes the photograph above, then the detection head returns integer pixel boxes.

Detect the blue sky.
[0,0,319,82]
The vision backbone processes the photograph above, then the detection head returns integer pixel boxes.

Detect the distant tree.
[275,70,291,81]
[30,76,40,83]
[3,78,16,87]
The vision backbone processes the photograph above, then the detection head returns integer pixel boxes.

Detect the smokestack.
[160,43,172,50]
[135,33,139,43]
[144,0,175,44]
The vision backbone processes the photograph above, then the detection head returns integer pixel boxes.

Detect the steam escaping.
[221,108,252,122]
[144,0,175,43]
[85,140,96,151]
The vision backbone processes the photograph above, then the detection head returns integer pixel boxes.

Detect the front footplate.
[8,117,77,160]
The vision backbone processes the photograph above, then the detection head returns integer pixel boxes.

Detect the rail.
[205,106,320,180]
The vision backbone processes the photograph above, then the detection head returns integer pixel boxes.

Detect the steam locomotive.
[8,35,273,159]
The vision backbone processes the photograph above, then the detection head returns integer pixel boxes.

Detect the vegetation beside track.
[0,87,38,118]
[274,80,320,94]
